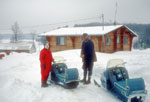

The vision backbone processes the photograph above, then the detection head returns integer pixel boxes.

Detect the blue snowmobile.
[48,56,79,89]
[100,59,147,102]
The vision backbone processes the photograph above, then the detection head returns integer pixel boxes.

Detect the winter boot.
[41,81,48,87]
[80,72,87,84]
[86,76,91,84]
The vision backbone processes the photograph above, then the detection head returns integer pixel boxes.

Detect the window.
[106,37,111,45]
[124,37,128,44]
[56,37,66,45]
[117,35,120,43]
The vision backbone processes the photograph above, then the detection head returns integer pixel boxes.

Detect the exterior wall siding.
[116,29,123,51]
[74,37,82,49]
[123,29,131,51]
[47,36,81,52]
[91,36,99,52]
[104,33,115,53]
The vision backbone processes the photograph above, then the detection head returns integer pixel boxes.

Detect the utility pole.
[114,1,118,25]
[100,13,105,52]
[102,14,104,30]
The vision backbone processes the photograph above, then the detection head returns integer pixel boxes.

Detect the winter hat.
[82,33,89,40]
[44,40,49,47]
[82,33,88,37]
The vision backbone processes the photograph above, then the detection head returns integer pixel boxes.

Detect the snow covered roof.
[40,25,137,36]
[0,42,34,50]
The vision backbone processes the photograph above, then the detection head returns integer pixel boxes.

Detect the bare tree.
[11,21,21,43]
[31,30,36,43]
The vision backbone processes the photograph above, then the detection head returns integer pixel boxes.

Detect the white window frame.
[106,37,111,45]
[124,37,128,44]
[117,35,120,43]
[56,36,66,45]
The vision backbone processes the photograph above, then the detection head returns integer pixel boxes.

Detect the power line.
[0,16,99,32]
[22,16,99,28]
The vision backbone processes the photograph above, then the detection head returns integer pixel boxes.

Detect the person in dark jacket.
[80,33,97,84]
[40,41,53,87]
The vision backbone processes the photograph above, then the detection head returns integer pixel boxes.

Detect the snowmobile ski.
[94,79,101,87]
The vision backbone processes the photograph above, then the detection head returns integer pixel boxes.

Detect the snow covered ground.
[0,49,150,102]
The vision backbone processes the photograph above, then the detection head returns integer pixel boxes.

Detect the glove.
[82,64,85,70]
[42,64,46,69]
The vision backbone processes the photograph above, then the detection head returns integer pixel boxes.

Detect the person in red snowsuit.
[40,41,53,87]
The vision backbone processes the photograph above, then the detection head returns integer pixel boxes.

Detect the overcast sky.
[0,0,150,33]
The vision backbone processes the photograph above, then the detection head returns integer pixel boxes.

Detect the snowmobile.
[100,59,147,102]
[48,56,79,89]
